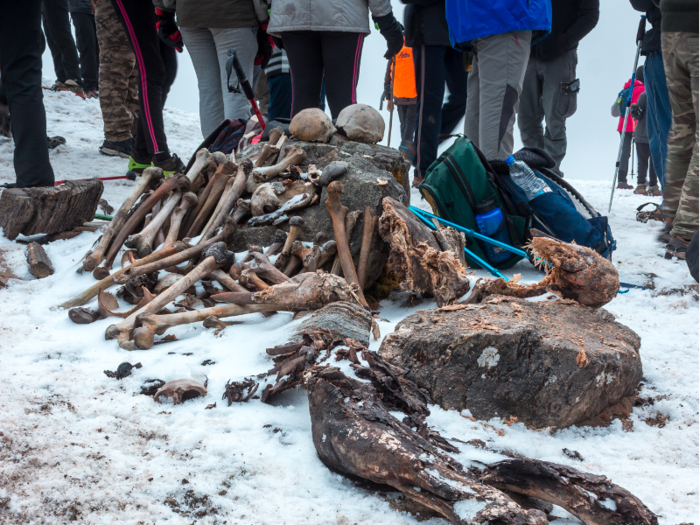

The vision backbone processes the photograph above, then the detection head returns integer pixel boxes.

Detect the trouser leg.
[470,30,531,159]
[414,45,447,177]
[440,46,467,136]
[256,69,270,118]
[645,49,672,189]
[399,104,417,145]
[517,57,545,150]
[111,0,168,156]
[0,0,55,187]
[464,47,480,150]
[636,141,650,184]
[282,31,324,117]
[72,12,99,91]
[618,131,633,184]
[95,0,137,142]
[159,39,177,104]
[662,31,699,239]
[267,74,292,121]
[541,49,577,172]
[321,31,365,118]
[212,27,258,122]
[42,0,82,84]
[43,14,68,83]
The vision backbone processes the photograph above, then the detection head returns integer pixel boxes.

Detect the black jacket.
[653,0,699,33]
[401,0,451,48]
[630,0,662,53]
[531,0,599,61]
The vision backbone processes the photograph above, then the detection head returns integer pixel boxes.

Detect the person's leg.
[159,39,177,104]
[645,49,672,190]
[440,46,467,136]
[663,32,699,240]
[267,74,293,121]
[0,0,54,187]
[42,13,67,83]
[403,104,417,146]
[212,27,258,122]
[256,69,270,118]
[636,141,649,185]
[94,0,137,144]
[42,0,82,84]
[464,47,481,150]
[517,56,545,150]
[541,48,578,172]
[472,30,532,159]
[648,147,658,187]
[112,0,169,158]
[414,45,447,178]
[320,31,365,118]
[282,31,324,117]
[71,12,99,92]
[618,131,632,185]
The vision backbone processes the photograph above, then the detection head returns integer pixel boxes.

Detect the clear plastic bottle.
[505,156,551,201]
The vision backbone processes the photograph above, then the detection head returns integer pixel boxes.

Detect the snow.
[0,85,697,525]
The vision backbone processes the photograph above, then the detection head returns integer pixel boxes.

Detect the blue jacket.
[445,0,552,50]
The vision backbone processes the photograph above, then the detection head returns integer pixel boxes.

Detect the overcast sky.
[43,1,645,180]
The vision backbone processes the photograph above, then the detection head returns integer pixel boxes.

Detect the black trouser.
[636,141,658,186]
[42,0,82,85]
[414,45,468,178]
[71,12,99,91]
[281,31,365,119]
[0,0,55,187]
[618,131,633,184]
[111,0,169,157]
[160,39,177,105]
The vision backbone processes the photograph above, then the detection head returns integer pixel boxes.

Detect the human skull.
[289,108,336,143]
[336,104,385,144]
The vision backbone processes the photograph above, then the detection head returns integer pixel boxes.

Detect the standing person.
[402,0,467,185]
[0,0,55,187]
[263,48,293,121]
[94,0,139,158]
[655,0,698,260]
[268,0,404,119]
[630,0,671,190]
[168,1,261,138]
[43,0,85,95]
[110,0,184,175]
[631,90,660,195]
[517,0,599,176]
[611,73,645,189]
[69,0,99,98]
[383,42,418,163]
[446,0,551,160]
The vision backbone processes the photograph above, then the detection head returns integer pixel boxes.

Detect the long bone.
[185,161,235,238]
[330,209,362,276]
[357,205,377,290]
[304,240,337,273]
[240,269,270,291]
[273,216,304,270]
[83,168,162,272]
[325,182,368,308]
[265,229,287,257]
[126,191,182,257]
[201,159,253,241]
[240,251,289,284]
[253,148,306,183]
[210,268,248,293]
[253,142,279,168]
[163,192,198,248]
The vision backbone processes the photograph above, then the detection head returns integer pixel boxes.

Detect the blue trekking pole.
[608,15,646,212]
[410,207,510,281]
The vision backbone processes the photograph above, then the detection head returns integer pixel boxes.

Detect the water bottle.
[505,156,551,201]
[475,200,513,263]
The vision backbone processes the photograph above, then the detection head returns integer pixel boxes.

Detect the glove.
[630,103,643,120]
[373,13,403,59]
[155,8,183,53]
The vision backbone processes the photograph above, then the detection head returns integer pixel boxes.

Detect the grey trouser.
[398,103,417,145]
[518,49,578,173]
[180,27,257,138]
[464,30,531,159]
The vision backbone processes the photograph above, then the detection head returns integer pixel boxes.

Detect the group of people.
[0,0,696,261]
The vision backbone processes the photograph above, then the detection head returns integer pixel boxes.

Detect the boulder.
[379,297,643,429]
[235,140,410,287]
[335,103,385,144]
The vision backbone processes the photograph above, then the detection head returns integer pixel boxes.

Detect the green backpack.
[418,136,527,270]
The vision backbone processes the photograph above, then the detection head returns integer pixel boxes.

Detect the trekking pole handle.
[636,15,647,44]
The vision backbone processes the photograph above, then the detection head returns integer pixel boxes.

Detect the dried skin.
[250,271,361,311]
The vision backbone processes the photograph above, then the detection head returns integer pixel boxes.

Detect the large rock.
[235,139,410,287]
[379,297,643,429]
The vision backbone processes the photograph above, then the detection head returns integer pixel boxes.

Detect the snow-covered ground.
[0,88,697,525]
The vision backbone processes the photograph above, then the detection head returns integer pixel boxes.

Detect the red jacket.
[617,79,644,132]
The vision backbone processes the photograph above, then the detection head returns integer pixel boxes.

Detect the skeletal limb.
[357,206,377,290]
[331,210,361,276]
[163,192,197,247]
[186,162,234,238]
[201,159,252,241]
[132,303,280,349]
[126,191,182,257]
[60,243,188,309]
[253,148,306,183]
[105,242,235,350]
[83,168,161,271]
[325,182,368,307]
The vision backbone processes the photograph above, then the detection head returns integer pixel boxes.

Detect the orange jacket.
[385,44,417,103]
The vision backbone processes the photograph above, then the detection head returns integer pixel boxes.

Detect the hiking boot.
[51,81,67,91]
[633,184,647,194]
[47,136,66,149]
[100,139,133,159]
[153,153,185,176]
[665,235,690,260]
[646,184,662,196]
[127,151,154,174]
[399,141,415,163]
[62,79,85,97]
[412,175,424,188]
[617,182,633,189]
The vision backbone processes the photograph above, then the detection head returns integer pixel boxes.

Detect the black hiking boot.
[665,235,690,260]
[153,152,185,177]
[100,139,133,159]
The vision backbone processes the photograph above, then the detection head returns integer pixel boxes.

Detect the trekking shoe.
[47,136,66,149]
[647,184,662,196]
[127,151,154,174]
[63,79,85,97]
[665,235,690,260]
[51,81,67,91]
[100,139,133,159]
[412,175,424,188]
[617,182,633,189]
[399,141,416,163]
[153,153,185,177]
[633,184,647,194]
